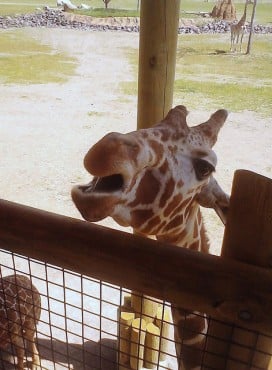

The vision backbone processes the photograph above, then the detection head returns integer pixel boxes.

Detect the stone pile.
[180,20,230,34]
[0,10,139,31]
[0,9,271,34]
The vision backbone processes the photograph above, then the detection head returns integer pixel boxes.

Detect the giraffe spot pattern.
[159,159,169,175]
[164,194,184,218]
[160,129,171,142]
[159,176,175,209]
[131,209,154,228]
[130,170,160,207]
[189,240,200,251]
[148,139,164,164]
[164,215,184,232]
[140,215,162,234]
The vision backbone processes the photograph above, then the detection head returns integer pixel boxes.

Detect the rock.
[0,10,270,34]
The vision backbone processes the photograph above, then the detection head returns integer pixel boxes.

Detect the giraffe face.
[72,106,228,234]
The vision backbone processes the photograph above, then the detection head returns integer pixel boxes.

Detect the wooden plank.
[137,0,180,129]
[204,170,272,369]
[222,170,272,266]
[0,198,272,335]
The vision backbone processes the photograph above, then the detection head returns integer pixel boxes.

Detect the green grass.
[74,8,139,17]
[121,33,272,117]
[0,0,139,16]
[0,30,77,84]
[1,0,271,25]
[0,5,39,16]
[174,34,272,115]
[180,1,272,25]
[0,0,55,16]
[81,0,139,10]
[229,2,272,25]
[0,2,271,113]
[174,80,271,113]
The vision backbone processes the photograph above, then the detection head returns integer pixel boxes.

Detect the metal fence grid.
[0,249,177,370]
[0,248,271,370]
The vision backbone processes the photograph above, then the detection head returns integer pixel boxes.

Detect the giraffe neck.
[237,4,248,27]
[155,202,210,370]
[155,203,209,253]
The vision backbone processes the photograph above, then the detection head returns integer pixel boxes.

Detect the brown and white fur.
[72,105,229,369]
[0,274,41,370]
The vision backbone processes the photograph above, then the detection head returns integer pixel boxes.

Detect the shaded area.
[0,338,117,370]
[37,338,117,370]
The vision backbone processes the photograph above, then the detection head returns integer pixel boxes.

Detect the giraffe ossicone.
[72,104,230,369]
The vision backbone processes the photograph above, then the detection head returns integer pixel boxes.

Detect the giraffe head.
[72,105,229,239]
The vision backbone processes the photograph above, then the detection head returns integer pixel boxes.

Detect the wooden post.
[130,318,147,369]
[155,306,171,362]
[204,170,272,369]
[131,292,160,323]
[246,0,257,55]
[118,312,135,369]
[136,3,180,365]
[144,323,160,368]
[137,0,180,129]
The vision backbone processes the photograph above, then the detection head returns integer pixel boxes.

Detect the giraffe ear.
[194,109,228,147]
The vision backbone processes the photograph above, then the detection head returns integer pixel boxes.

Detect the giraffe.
[72,105,229,369]
[230,0,250,52]
[0,273,41,370]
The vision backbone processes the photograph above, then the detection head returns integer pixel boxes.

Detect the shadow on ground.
[0,338,117,370]
[38,338,117,370]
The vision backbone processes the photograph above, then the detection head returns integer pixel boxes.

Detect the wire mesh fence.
[0,248,272,370]
[0,249,177,370]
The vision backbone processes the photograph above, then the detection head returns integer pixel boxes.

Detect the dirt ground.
[1,27,271,252]
[0,27,271,369]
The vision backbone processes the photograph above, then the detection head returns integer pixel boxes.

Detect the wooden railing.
[0,170,271,368]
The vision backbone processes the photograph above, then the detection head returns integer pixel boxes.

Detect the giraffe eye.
[193,158,215,181]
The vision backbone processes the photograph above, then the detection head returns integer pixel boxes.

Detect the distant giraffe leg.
[12,331,25,370]
[230,26,239,52]
[234,34,238,51]
[24,321,41,369]
[230,33,234,51]
[239,30,245,51]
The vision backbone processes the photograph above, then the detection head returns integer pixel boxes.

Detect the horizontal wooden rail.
[0,197,272,334]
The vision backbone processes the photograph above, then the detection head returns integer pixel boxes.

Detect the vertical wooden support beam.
[204,170,272,369]
[137,0,180,129]
[132,4,180,367]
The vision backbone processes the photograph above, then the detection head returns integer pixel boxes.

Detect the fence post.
[203,170,272,369]
[119,2,181,368]
[137,0,180,129]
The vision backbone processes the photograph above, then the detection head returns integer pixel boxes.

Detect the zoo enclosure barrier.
[0,169,271,369]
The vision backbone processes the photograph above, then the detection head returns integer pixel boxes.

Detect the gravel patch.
[0,9,271,34]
